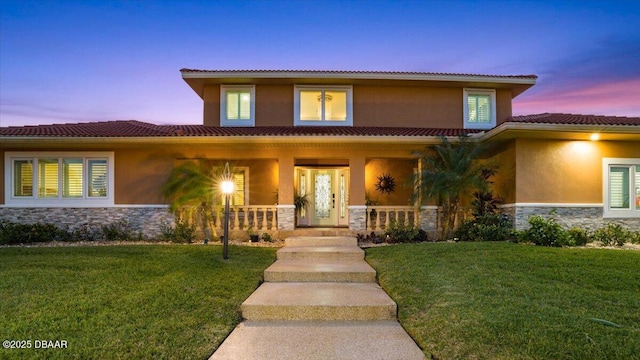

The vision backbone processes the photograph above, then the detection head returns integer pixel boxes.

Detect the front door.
[296,167,349,227]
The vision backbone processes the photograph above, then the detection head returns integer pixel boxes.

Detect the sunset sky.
[1,0,639,127]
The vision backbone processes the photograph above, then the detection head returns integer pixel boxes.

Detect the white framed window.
[5,152,114,207]
[220,167,249,206]
[220,85,255,127]
[294,85,353,126]
[603,158,640,218]
[463,89,496,129]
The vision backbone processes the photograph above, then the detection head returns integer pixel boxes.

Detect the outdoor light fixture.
[221,162,234,259]
[590,133,600,141]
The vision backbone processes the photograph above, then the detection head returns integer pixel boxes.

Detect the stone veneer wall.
[0,207,174,239]
[503,205,640,232]
[419,206,438,240]
[277,205,295,231]
[348,206,367,231]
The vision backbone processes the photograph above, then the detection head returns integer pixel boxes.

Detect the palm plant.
[162,159,229,239]
[414,136,497,240]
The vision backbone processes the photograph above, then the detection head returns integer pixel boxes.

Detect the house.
[1,70,638,239]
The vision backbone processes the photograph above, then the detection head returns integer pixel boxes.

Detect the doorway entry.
[295,166,349,227]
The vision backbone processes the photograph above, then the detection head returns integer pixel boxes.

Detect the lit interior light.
[590,133,600,141]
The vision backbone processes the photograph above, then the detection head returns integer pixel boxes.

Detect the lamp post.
[221,162,234,259]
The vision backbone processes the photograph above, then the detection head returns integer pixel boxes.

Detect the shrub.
[566,227,590,247]
[384,221,427,243]
[592,223,631,246]
[0,221,67,245]
[102,219,142,241]
[519,215,568,247]
[68,224,102,242]
[260,233,274,243]
[160,220,196,243]
[454,213,513,242]
[357,232,384,244]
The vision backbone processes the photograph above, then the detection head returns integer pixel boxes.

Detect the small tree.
[414,136,496,240]
[162,159,229,239]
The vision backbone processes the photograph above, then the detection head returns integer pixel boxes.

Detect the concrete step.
[241,282,397,321]
[264,259,377,283]
[285,236,357,247]
[277,245,364,261]
[210,320,426,360]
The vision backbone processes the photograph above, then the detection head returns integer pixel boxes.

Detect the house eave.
[481,122,640,142]
[0,135,450,149]
[181,70,537,99]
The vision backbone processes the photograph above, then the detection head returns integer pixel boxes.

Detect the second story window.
[220,85,255,127]
[463,89,496,129]
[294,86,353,126]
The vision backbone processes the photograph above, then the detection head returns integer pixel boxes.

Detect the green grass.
[366,242,640,360]
[0,245,276,360]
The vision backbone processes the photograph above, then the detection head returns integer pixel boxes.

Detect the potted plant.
[247,226,259,242]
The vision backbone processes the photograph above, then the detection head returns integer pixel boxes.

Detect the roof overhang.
[0,134,450,151]
[481,122,640,142]
[180,70,537,100]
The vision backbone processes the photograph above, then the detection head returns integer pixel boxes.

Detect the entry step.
[264,259,376,283]
[241,282,397,321]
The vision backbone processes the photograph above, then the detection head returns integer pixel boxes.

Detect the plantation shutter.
[468,94,491,123]
[88,159,108,197]
[13,160,33,197]
[233,172,245,206]
[609,166,630,209]
[63,158,83,198]
[636,167,640,210]
[38,159,59,198]
[226,91,251,120]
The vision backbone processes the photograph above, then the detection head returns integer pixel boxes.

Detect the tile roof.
[180,69,538,80]
[508,113,640,126]
[0,121,476,138]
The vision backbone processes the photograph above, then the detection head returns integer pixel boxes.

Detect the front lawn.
[0,245,276,359]
[366,242,640,360]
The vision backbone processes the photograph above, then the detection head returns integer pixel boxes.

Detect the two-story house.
[1,70,638,239]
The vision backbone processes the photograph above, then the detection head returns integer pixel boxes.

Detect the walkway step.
[209,320,426,360]
[285,236,357,247]
[241,282,397,321]
[264,259,377,283]
[277,245,364,261]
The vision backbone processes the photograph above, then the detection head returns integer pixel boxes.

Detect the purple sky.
[1,0,639,127]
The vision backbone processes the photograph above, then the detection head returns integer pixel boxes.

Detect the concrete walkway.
[210,236,425,360]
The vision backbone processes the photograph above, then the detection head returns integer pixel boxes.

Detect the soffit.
[180,69,537,99]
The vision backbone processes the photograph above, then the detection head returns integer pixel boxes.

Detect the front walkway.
[210,236,425,360]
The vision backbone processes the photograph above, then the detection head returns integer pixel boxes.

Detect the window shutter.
[63,159,83,198]
[88,159,108,197]
[38,159,59,198]
[609,167,630,209]
[13,160,33,197]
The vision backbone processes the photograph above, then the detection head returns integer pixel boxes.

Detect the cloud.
[513,35,640,116]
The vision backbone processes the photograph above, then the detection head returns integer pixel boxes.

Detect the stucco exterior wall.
[365,158,416,205]
[514,139,640,204]
[202,84,514,128]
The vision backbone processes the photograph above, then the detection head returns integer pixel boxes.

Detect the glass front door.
[296,167,349,227]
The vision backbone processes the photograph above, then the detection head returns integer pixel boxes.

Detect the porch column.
[277,156,295,230]
[348,157,367,231]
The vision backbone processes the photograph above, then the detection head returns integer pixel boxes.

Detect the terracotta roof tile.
[0,121,477,138]
[508,113,640,126]
[180,69,538,80]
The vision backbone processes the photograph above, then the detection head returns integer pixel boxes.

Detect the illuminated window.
[603,158,640,218]
[6,152,113,206]
[294,86,352,126]
[463,89,496,129]
[220,85,255,126]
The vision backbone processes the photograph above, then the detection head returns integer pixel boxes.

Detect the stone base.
[348,206,367,231]
[502,205,640,231]
[0,206,173,239]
